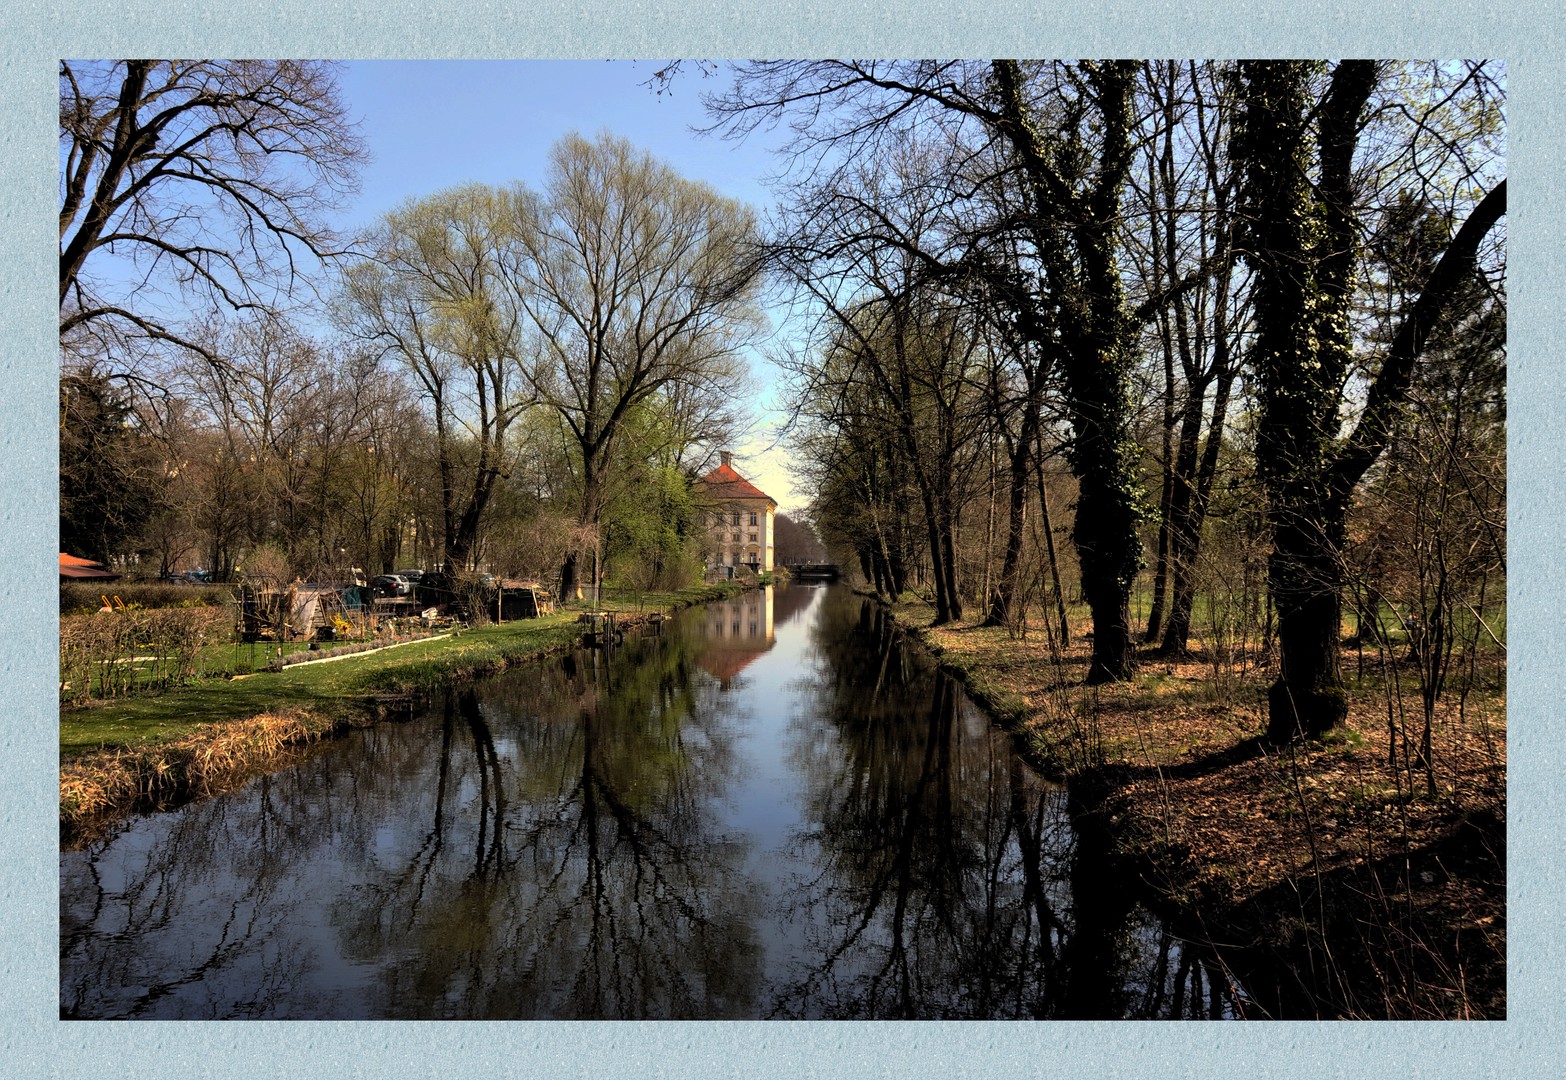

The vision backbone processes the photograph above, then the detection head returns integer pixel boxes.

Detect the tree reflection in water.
[61,585,1240,1019]
[324,633,766,1019]
[768,592,1240,1019]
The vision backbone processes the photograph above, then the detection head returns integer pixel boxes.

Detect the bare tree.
[508,132,764,598]
[1126,61,1248,654]
[59,59,364,369]
[705,60,1154,679]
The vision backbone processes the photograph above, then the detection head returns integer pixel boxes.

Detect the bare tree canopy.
[509,132,765,596]
[59,59,365,368]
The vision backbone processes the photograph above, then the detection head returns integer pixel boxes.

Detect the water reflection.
[61,585,1240,1019]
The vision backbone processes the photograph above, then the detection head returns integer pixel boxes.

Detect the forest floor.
[883,592,1506,1020]
[60,581,749,839]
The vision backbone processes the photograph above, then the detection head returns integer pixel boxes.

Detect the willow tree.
[1233,60,1506,741]
[338,185,532,571]
[508,133,763,599]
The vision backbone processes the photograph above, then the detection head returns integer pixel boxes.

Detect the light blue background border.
[6,4,1559,1076]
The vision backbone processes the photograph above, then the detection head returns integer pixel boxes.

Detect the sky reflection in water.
[61,585,1238,1019]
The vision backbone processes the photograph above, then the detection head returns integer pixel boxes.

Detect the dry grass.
[60,709,338,835]
[883,591,1506,1018]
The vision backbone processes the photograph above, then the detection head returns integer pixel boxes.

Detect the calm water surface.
[61,585,1240,1019]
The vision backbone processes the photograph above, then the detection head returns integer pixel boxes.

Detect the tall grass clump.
[60,709,334,832]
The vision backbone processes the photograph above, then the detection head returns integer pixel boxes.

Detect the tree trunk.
[1153,383,1207,654]
[985,402,1040,628]
[939,504,962,622]
[1265,514,1349,740]
[918,485,954,624]
[1033,440,1070,648]
[989,60,1143,681]
[1068,402,1141,682]
[1235,60,1375,739]
[561,447,605,601]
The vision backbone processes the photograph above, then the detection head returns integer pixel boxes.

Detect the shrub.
[60,606,232,704]
[60,581,234,615]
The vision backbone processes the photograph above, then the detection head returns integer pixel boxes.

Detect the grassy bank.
[875,590,1506,1019]
[61,581,748,836]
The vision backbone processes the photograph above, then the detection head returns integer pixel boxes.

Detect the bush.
[60,581,234,616]
[60,606,232,704]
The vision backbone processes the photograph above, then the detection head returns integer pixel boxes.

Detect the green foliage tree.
[339,184,533,571]
[59,371,161,565]
[508,132,764,599]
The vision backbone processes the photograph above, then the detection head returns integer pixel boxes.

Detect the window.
[748,511,758,526]
[732,532,741,542]
[749,532,758,544]
[731,511,741,526]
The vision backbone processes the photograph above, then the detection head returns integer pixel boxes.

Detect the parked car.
[397,569,424,585]
[415,571,457,607]
[370,574,412,599]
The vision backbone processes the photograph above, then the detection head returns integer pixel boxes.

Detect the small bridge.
[787,563,840,582]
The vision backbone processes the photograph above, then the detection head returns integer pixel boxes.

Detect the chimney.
[720,450,732,468]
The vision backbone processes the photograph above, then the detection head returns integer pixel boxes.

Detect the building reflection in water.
[697,585,775,689]
[61,584,1242,1020]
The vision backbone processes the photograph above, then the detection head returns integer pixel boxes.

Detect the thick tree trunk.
[1074,463,1139,682]
[1235,61,1374,739]
[561,464,601,601]
[992,60,1143,681]
[1265,515,1349,741]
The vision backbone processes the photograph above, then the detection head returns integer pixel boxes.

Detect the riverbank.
[60,581,749,838]
[875,591,1506,1019]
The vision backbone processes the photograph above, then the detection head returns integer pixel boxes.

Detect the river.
[60,584,1241,1019]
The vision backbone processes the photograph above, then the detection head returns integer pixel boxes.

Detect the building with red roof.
[697,451,777,575]
[59,553,121,581]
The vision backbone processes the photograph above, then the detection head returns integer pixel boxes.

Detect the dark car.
[370,574,412,599]
[415,571,457,607]
[396,569,425,585]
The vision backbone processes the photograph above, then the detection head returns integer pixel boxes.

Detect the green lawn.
[61,582,745,756]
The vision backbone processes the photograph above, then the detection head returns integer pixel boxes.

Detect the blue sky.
[334,61,806,510]
[335,60,780,227]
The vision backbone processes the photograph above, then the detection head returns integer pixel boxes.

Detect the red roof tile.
[695,648,765,687]
[698,462,775,504]
[59,553,120,580]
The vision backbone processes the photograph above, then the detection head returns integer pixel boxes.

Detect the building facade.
[697,451,776,575]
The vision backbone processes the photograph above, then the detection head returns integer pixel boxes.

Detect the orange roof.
[695,648,765,687]
[60,552,120,580]
[698,462,775,505]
